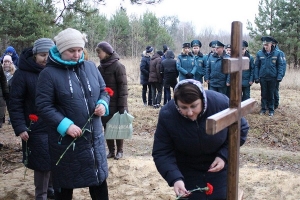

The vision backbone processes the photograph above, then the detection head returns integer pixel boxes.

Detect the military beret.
[215,40,225,48]
[182,42,191,48]
[242,40,248,47]
[191,40,202,47]
[225,44,231,49]
[272,38,278,44]
[209,40,217,48]
[261,36,275,44]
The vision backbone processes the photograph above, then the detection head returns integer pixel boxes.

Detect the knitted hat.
[54,28,88,54]
[3,55,12,63]
[33,38,55,54]
[157,50,164,56]
[97,41,114,55]
[146,46,154,53]
[5,46,15,54]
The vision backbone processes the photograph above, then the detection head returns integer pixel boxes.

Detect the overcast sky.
[98,0,260,34]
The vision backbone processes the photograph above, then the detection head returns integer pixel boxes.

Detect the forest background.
[1,0,300,69]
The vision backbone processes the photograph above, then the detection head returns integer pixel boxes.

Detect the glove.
[185,73,193,79]
[254,79,260,84]
[118,107,125,114]
[277,79,282,82]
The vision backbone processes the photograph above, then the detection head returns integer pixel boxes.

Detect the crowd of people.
[140,36,286,117]
[0,30,285,200]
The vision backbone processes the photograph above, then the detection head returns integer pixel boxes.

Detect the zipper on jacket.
[90,147,99,183]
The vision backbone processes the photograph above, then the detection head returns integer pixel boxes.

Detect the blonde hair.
[83,48,89,61]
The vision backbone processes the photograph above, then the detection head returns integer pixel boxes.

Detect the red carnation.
[105,87,114,97]
[205,183,213,195]
[29,114,38,122]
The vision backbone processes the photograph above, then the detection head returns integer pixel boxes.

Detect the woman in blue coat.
[9,38,55,200]
[152,79,249,200]
[35,28,110,200]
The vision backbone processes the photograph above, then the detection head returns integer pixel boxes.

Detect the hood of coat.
[174,79,208,120]
[151,53,161,60]
[18,47,44,73]
[48,46,85,68]
[165,50,175,59]
[99,52,120,68]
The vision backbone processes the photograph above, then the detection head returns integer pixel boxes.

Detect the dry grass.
[1,57,300,199]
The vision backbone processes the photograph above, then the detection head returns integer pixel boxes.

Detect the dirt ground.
[1,86,300,200]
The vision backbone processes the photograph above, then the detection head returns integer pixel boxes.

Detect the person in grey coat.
[35,28,110,200]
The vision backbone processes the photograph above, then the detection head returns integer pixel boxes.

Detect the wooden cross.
[205,21,256,200]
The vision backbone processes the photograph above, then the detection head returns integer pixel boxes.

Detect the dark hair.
[174,83,203,104]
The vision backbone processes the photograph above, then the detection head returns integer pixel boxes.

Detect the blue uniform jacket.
[254,46,284,81]
[206,52,230,87]
[242,50,255,87]
[194,52,207,83]
[176,52,196,81]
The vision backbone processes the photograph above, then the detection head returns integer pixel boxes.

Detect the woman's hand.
[19,131,29,141]
[173,180,191,198]
[66,124,82,138]
[208,156,225,172]
[94,104,105,117]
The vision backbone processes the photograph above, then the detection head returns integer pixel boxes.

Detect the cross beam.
[205,21,256,200]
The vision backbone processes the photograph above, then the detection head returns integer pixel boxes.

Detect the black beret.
[156,50,164,56]
[191,40,202,47]
[182,42,191,48]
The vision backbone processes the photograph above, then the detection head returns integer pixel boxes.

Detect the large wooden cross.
[206,21,256,200]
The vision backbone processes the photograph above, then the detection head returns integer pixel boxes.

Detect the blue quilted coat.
[35,46,110,189]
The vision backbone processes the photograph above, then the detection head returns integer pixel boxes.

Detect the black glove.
[118,107,125,114]
[277,79,282,82]
[186,72,193,79]
[254,79,260,84]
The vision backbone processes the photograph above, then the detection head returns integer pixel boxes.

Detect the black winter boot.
[106,140,115,158]
[114,140,124,160]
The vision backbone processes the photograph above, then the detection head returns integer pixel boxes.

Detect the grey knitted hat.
[33,38,55,54]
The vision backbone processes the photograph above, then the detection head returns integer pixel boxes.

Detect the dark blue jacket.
[140,53,151,85]
[9,47,51,171]
[206,52,230,87]
[242,50,255,87]
[152,90,249,186]
[254,46,284,80]
[35,46,109,189]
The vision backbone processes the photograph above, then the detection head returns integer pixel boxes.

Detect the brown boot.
[106,140,115,159]
[114,140,123,160]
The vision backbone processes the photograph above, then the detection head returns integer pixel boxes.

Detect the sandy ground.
[1,127,300,200]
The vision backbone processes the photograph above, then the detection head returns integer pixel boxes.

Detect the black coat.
[35,46,109,189]
[152,90,249,186]
[9,47,50,171]
[140,54,151,85]
[98,52,128,126]
[160,50,178,88]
